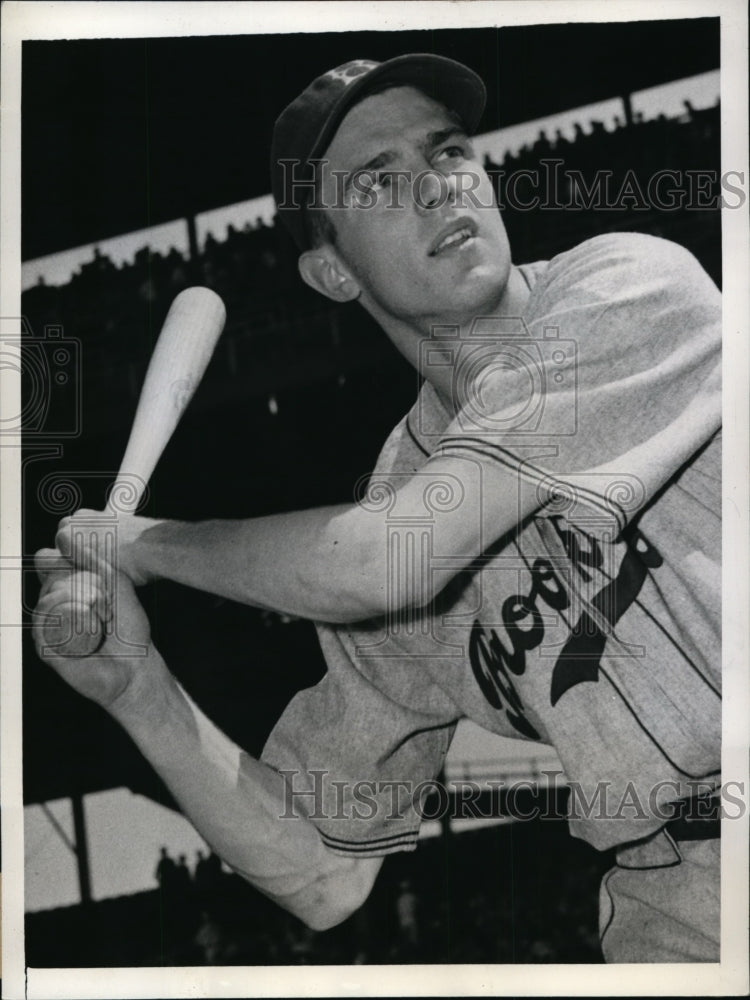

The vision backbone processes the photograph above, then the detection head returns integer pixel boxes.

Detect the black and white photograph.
[1,2,748,996]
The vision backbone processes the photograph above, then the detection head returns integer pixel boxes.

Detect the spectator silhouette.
[174,853,193,900]
[155,846,178,893]
[483,151,501,172]
[194,848,222,908]
[531,129,553,157]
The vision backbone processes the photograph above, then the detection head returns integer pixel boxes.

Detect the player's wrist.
[120,515,167,586]
[107,643,170,724]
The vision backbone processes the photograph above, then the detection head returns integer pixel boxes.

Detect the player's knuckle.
[54,523,72,549]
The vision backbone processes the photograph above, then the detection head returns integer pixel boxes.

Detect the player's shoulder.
[554,231,706,280]
[534,231,718,312]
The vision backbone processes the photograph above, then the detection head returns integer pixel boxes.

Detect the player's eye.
[350,169,395,207]
[366,170,394,190]
[434,144,467,163]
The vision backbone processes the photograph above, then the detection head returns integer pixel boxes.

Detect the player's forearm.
[131,507,388,622]
[110,647,378,928]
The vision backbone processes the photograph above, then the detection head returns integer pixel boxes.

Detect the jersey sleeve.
[433,233,721,535]
[261,414,461,858]
[260,622,458,857]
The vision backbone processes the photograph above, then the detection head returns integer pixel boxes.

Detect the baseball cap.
[271,54,487,250]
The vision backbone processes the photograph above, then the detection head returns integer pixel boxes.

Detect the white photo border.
[1,1,748,997]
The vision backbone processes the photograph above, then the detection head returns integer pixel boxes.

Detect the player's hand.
[32,548,153,711]
[55,508,159,587]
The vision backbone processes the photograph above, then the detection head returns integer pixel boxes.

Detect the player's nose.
[413,169,453,214]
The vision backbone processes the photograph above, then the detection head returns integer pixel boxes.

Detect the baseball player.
[34,54,722,962]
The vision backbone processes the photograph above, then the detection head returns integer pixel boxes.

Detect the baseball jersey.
[261,232,721,856]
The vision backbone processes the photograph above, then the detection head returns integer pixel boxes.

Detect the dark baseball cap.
[271,54,487,250]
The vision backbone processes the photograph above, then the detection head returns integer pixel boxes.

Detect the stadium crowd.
[26,818,611,966]
[22,99,721,377]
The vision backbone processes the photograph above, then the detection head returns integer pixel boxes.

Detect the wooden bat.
[41,286,226,656]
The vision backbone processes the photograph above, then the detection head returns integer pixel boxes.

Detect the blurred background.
[17,18,721,966]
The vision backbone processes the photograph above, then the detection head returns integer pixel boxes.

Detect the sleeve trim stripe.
[437,437,628,530]
[325,840,419,857]
[405,417,431,457]
[320,829,419,850]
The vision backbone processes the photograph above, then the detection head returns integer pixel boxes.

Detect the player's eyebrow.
[342,150,399,194]
[341,124,473,195]
[423,125,471,151]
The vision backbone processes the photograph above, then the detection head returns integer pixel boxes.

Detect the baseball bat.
[41,286,226,656]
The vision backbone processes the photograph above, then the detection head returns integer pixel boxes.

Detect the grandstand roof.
[22,19,719,261]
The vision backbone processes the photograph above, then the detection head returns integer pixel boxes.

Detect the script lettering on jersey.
[469,519,663,736]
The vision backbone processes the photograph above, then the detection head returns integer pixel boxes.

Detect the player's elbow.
[358,545,444,618]
[300,895,360,932]
[289,855,382,931]
[316,508,448,621]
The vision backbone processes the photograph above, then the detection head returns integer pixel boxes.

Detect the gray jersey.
[262,232,721,857]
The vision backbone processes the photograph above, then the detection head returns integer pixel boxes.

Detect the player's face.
[319,87,512,327]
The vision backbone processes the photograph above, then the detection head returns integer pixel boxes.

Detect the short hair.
[304,171,338,249]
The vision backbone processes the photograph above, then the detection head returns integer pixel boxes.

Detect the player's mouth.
[428,219,478,257]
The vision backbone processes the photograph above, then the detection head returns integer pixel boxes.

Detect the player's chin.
[454,261,509,303]
[437,235,504,275]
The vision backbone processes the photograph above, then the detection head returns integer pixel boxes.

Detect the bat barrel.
[114,286,226,500]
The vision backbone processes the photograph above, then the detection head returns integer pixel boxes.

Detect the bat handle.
[40,590,107,658]
[105,473,147,515]
[42,479,148,657]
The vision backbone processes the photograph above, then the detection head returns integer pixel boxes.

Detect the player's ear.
[298,247,361,303]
